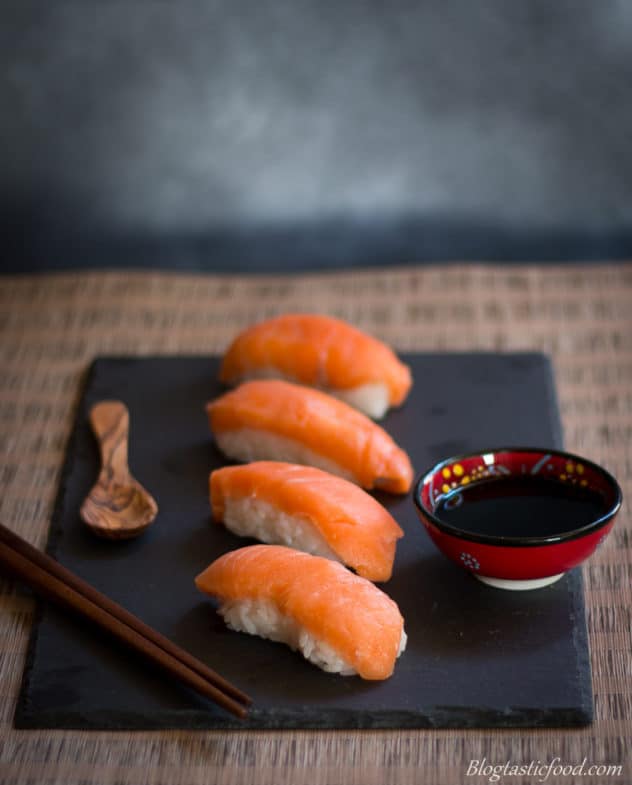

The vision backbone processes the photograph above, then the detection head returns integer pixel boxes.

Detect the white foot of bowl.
[475,573,564,591]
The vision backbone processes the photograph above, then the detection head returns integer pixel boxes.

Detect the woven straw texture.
[0,265,630,785]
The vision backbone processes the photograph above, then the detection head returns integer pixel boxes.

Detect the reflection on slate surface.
[15,354,592,729]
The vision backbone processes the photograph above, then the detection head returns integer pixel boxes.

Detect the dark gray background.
[2,1,631,272]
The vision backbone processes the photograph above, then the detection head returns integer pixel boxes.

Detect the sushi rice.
[220,597,407,676]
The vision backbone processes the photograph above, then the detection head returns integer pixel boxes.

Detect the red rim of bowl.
[412,446,622,547]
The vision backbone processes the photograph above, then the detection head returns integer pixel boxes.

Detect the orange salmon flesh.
[210,462,404,581]
[195,544,406,680]
[207,380,413,494]
[220,313,412,407]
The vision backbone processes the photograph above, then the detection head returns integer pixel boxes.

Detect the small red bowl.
[413,447,622,590]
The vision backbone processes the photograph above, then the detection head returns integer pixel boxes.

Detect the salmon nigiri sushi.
[210,462,404,581]
[195,545,407,679]
[220,314,412,419]
[207,380,413,494]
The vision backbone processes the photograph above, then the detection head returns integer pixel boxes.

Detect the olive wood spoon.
[80,401,158,539]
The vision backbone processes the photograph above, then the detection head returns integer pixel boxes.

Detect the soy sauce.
[436,476,606,539]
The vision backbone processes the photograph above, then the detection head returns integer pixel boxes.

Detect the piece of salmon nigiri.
[195,545,407,680]
[211,462,404,581]
[207,380,414,494]
[219,313,412,419]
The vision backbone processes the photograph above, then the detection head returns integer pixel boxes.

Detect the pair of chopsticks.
[0,522,251,719]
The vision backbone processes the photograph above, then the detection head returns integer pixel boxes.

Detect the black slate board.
[15,354,593,729]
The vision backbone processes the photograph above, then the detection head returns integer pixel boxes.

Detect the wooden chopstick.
[0,522,251,719]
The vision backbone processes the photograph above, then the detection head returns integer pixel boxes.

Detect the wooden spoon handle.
[89,401,131,482]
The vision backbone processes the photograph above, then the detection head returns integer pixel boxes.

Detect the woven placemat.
[0,265,630,785]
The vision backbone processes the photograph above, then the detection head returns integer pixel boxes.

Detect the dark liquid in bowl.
[436,476,606,539]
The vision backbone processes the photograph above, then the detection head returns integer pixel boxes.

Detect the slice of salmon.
[211,462,404,581]
[207,380,414,494]
[219,314,412,415]
[195,544,406,680]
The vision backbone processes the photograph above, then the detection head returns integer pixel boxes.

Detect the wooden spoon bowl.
[80,401,158,539]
